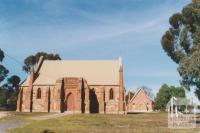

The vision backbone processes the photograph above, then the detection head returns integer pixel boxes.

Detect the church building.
[127,87,154,112]
[16,57,126,114]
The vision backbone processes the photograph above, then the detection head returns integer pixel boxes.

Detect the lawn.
[0,112,52,124]
[5,112,199,133]
[0,112,51,133]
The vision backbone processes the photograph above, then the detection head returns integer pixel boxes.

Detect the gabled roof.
[22,59,121,86]
[130,87,154,103]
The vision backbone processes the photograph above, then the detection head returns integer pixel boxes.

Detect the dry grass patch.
[8,112,200,133]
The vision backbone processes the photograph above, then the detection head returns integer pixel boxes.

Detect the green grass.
[7,112,200,133]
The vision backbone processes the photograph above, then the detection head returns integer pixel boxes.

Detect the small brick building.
[127,87,154,112]
[16,57,126,114]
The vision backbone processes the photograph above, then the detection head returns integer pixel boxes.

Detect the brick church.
[16,57,126,114]
[127,87,154,112]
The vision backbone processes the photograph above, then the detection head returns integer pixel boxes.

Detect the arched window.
[109,88,114,100]
[37,88,41,99]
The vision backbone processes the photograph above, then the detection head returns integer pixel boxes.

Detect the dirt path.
[0,112,15,133]
[0,112,7,119]
[28,112,72,120]
[0,112,71,133]
[0,121,25,133]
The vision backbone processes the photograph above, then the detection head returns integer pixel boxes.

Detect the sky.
[0,0,192,96]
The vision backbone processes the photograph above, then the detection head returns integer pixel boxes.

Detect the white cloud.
[0,0,191,95]
[1,0,184,55]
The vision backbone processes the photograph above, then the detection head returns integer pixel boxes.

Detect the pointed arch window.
[37,88,41,99]
[109,88,114,100]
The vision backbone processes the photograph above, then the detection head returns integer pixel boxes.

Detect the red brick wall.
[128,89,154,112]
[17,79,125,114]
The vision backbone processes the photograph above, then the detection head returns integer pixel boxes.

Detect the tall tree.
[0,49,21,109]
[0,49,9,108]
[3,75,21,91]
[0,49,4,62]
[154,84,185,111]
[0,88,8,106]
[22,52,61,73]
[0,49,9,83]
[161,1,200,100]
[3,75,21,109]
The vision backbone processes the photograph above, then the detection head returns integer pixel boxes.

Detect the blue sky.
[0,0,192,95]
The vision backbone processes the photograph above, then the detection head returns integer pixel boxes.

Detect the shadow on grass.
[127,112,145,115]
[41,130,54,133]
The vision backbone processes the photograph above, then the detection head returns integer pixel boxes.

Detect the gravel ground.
[0,112,7,119]
[0,112,70,133]
[0,121,24,133]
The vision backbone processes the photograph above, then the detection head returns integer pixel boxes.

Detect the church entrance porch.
[64,93,74,112]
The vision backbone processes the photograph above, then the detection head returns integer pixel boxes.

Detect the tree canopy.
[126,91,134,103]
[3,75,21,91]
[154,84,185,111]
[161,2,200,100]
[0,49,9,83]
[0,49,21,109]
[22,52,61,73]
[0,49,4,62]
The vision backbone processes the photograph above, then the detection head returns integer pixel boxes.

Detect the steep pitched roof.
[22,59,121,86]
[130,87,154,103]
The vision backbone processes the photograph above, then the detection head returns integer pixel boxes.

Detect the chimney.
[118,56,125,113]
[119,56,123,87]
[28,67,35,85]
[35,56,44,74]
